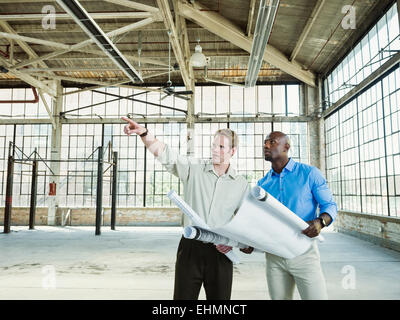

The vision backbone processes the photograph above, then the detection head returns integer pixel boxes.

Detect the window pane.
[272,85,286,115]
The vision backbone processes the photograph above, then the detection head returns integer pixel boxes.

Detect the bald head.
[270,131,290,145]
[263,131,291,162]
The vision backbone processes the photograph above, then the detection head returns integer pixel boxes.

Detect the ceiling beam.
[177,0,316,87]
[0,21,58,96]
[289,0,326,62]
[9,50,250,61]
[8,21,208,33]
[22,67,174,79]
[0,31,71,50]
[104,0,160,13]
[10,17,163,70]
[62,80,131,96]
[23,67,169,72]
[0,12,154,21]
[173,0,195,127]
[0,56,56,96]
[9,39,14,63]
[173,0,194,83]
[156,0,192,90]
[16,73,167,94]
[246,0,256,37]
[56,0,143,83]
[0,21,51,64]
[38,89,56,129]
[0,0,109,2]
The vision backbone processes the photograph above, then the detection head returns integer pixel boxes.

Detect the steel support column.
[95,146,104,236]
[111,151,118,230]
[29,158,38,230]
[3,150,14,234]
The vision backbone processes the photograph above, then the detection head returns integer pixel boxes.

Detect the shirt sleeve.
[310,167,338,223]
[155,144,192,183]
[257,175,266,187]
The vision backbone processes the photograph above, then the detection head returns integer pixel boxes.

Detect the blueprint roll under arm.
[167,190,241,264]
[183,226,241,265]
[167,190,209,230]
[183,227,240,264]
[184,226,248,249]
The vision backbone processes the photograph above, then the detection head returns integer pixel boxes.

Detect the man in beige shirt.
[122,116,249,300]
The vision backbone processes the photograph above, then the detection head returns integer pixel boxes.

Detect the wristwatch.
[139,128,148,137]
[318,216,327,228]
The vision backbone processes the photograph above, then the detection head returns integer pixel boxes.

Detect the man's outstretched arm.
[122,116,191,182]
[121,116,165,157]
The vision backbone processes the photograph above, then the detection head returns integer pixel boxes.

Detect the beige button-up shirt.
[157,144,249,228]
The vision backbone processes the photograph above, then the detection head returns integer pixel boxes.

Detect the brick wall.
[334,211,400,252]
[0,207,182,227]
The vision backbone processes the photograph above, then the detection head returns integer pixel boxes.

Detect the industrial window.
[0,125,14,206]
[0,88,50,119]
[194,121,308,186]
[63,87,187,119]
[324,3,400,106]
[325,66,400,217]
[108,123,145,208]
[145,123,186,207]
[0,81,304,209]
[13,124,52,207]
[194,84,301,117]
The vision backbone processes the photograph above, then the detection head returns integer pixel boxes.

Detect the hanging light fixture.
[245,0,280,88]
[190,39,207,68]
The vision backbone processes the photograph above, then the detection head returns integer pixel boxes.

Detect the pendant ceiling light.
[190,39,207,68]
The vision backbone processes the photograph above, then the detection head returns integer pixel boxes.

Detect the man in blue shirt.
[255,131,337,300]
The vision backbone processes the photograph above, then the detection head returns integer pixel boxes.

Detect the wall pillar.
[47,81,63,225]
[305,80,325,173]
[186,80,195,158]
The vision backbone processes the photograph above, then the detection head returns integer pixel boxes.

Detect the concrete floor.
[0,225,399,300]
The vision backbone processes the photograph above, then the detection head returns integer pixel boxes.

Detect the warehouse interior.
[0,0,399,300]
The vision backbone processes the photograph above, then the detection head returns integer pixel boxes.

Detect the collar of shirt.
[271,158,296,176]
[204,162,237,179]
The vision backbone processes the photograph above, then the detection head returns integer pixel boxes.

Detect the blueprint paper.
[167,190,209,230]
[183,226,248,249]
[210,186,323,259]
[168,186,323,260]
[167,190,240,264]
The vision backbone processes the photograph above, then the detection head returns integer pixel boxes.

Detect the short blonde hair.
[214,128,239,149]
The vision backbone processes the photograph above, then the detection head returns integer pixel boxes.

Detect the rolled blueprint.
[184,226,248,249]
[168,187,323,260]
[250,186,324,242]
[167,190,209,230]
[208,186,324,258]
[167,190,241,264]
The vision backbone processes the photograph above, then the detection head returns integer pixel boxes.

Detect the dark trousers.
[173,237,233,300]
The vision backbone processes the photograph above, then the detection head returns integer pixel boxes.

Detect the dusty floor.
[0,225,399,300]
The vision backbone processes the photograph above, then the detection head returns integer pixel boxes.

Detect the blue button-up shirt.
[257,158,337,224]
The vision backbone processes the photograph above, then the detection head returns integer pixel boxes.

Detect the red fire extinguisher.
[49,182,56,196]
